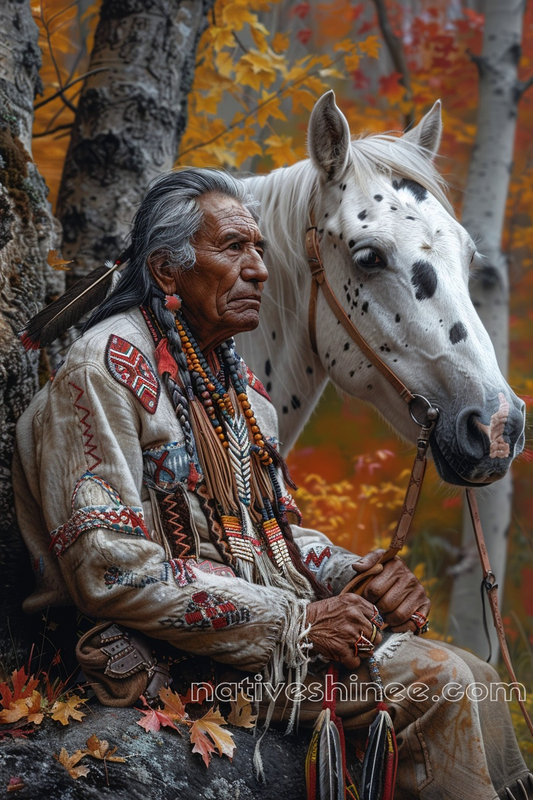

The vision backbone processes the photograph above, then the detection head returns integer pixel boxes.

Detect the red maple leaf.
[291,2,310,19]
[297,28,312,45]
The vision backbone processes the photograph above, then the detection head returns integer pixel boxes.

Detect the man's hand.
[352,550,430,632]
[306,594,382,669]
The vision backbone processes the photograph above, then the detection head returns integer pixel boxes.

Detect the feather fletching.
[19,261,119,350]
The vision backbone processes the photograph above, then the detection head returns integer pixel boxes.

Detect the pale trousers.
[261,636,532,799]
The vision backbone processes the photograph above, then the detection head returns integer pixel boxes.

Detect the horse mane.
[244,132,453,301]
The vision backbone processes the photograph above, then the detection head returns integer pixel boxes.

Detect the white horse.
[238,92,525,486]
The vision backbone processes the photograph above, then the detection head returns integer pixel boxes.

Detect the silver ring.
[409,394,439,426]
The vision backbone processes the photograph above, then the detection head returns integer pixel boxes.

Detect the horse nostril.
[455,407,489,461]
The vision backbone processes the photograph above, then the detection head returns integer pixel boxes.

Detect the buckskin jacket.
[14,307,360,675]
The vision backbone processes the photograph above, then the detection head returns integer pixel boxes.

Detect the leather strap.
[340,419,434,596]
[305,224,415,404]
[466,489,533,737]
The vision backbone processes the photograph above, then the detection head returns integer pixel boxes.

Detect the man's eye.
[229,242,241,250]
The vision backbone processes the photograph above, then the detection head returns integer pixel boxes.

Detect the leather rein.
[305,218,533,737]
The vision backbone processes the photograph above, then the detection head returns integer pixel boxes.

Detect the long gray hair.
[85,167,255,330]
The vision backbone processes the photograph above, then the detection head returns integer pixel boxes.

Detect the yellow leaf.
[222,3,258,31]
[235,51,277,92]
[215,51,235,79]
[358,35,381,59]
[227,692,257,729]
[190,708,236,767]
[84,734,127,763]
[291,87,317,114]
[209,26,235,51]
[51,695,88,726]
[271,32,289,54]
[264,134,297,168]
[195,91,222,115]
[344,52,360,72]
[256,91,286,128]
[334,38,355,52]
[158,686,188,724]
[250,26,268,53]
[47,249,72,271]
[233,139,263,167]
[54,748,90,780]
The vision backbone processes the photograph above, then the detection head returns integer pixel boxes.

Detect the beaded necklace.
[164,306,310,591]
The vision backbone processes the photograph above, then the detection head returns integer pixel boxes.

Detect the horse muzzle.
[429,393,526,486]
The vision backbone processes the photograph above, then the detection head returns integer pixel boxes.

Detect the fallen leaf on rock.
[84,733,126,762]
[0,691,44,725]
[136,696,182,734]
[158,686,188,724]
[54,748,90,780]
[7,776,25,792]
[227,692,257,729]
[190,708,235,767]
[51,695,88,725]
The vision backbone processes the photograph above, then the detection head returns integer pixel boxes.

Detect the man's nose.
[243,248,269,284]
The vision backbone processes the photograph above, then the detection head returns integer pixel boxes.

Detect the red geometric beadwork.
[106,335,160,414]
[245,365,271,403]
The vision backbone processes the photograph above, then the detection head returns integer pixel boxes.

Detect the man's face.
[172,193,268,353]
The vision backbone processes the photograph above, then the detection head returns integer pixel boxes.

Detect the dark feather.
[318,709,344,800]
[19,262,120,350]
[361,704,397,800]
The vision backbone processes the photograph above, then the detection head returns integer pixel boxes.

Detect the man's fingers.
[352,549,386,573]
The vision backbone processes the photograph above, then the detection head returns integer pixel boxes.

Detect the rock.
[0,704,311,800]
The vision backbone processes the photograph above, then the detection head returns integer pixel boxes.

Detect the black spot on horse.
[390,206,397,211]
[340,232,343,240]
[344,342,350,350]
[411,260,438,300]
[395,313,401,322]
[282,405,288,414]
[349,239,355,248]
[362,225,368,229]
[449,322,468,345]
[395,178,428,202]
[265,359,271,376]
[291,395,301,410]
[367,384,372,390]
[331,359,336,366]
[358,210,367,220]
[266,381,272,392]
[374,194,383,202]
[272,330,276,340]
[362,301,369,313]
[324,213,329,218]
[306,365,313,374]
[328,230,333,235]
[349,370,355,377]
[406,216,415,220]
[325,352,330,359]
[355,288,359,297]
[318,228,324,234]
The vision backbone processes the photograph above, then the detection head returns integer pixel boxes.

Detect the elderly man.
[15,168,532,799]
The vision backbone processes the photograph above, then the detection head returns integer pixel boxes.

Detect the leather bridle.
[305,218,533,737]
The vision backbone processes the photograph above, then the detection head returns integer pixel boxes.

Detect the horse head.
[241,92,525,487]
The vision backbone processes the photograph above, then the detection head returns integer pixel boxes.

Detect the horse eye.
[353,248,387,271]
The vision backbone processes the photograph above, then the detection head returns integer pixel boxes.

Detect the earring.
[165,293,182,312]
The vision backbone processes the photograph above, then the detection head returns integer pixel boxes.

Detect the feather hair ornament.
[19,259,122,351]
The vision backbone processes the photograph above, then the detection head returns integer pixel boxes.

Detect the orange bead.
[244,410,254,419]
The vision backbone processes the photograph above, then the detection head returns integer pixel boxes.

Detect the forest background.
[1,0,532,765]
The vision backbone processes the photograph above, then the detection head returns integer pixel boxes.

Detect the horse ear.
[308,90,351,181]
[403,100,442,159]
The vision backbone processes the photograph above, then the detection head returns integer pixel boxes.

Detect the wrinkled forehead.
[198,192,261,238]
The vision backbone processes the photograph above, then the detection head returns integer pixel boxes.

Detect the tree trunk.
[0,1,58,624]
[56,0,215,284]
[449,0,525,658]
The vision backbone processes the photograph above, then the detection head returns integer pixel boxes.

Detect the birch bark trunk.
[56,0,215,284]
[0,1,57,620]
[448,0,526,658]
